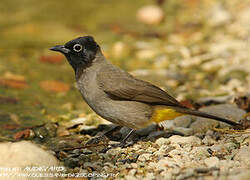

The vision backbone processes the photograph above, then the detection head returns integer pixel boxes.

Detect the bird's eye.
[73,44,82,52]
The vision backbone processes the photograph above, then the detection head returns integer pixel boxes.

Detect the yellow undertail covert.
[151,107,184,123]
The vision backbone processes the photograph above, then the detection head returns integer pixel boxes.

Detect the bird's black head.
[50,36,99,71]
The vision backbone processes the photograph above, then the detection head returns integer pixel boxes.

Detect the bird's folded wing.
[97,67,182,106]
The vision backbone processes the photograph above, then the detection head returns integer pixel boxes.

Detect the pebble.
[174,116,193,128]
[197,95,233,106]
[168,135,202,146]
[190,147,211,160]
[0,141,60,180]
[125,175,138,180]
[208,4,231,26]
[135,49,158,60]
[135,124,157,136]
[136,5,164,25]
[202,135,217,146]
[204,157,220,168]
[228,170,250,180]
[128,169,137,176]
[210,144,228,155]
[64,157,79,168]
[147,131,174,141]
[157,157,175,169]
[233,146,250,167]
[138,153,152,162]
[112,41,130,58]
[155,137,170,146]
[224,142,238,152]
[176,169,194,180]
[190,104,246,133]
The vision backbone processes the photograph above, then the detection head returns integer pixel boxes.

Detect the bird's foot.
[85,125,122,145]
[100,141,133,153]
[85,135,106,145]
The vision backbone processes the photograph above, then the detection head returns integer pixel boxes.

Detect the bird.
[50,36,241,146]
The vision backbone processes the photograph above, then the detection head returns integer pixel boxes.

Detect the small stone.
[204,157,220,168]
[138,153,152,162]
[219,160,235,171]
[135,49,158,60]
[224,142,238,152]
[190,104,245,133]
[176,169,195,180]
[135,124,157,136]
[61,102,74,110]
[202,136,217,146]
[208,4,231,27]
[112,41,130,58]
[136,5,164,25]
[56,128,70,137]
[156,158,175,170]
[128,169,137,176]
[64,157,79,168]
[160,172,172,179]
[125,175,138,180]
[234,146,250,166]
[155,137,170,146]
[190,147,211,160]
[174,116,193,128]
[0,141,60,166]
[168,135,202,146]
[144,172,155,180]
[197,96,233,106]
[228,170,250,180]
[63,117,87,129]
[153,55,169,69]
[131,163,138,169]
[147,131,174,141]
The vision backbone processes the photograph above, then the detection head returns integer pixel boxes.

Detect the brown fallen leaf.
[234,95,250,112]
[40,55,64,64]
[40,80,70,93]
[0,96,18,104]
[0,78,28,89]
[0,72,28,89]
[13,129,32,140]
[2,124,20,130]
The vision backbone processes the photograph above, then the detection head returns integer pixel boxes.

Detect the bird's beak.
[50,45,70,54]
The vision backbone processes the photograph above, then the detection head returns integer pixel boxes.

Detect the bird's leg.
[118,129,136,147]
[100,129,136,153]
[85,125,121,145]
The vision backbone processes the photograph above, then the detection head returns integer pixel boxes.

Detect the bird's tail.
[172,106,241,127]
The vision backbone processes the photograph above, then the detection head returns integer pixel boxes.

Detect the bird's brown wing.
[97,66,182,107]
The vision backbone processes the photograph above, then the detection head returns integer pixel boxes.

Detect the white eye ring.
[73,44,82,52]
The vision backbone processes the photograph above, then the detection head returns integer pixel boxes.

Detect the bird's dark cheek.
[66,54,88,70]
[84,51,95,63]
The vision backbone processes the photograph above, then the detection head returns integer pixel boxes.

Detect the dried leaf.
[13,129,32,140]
[2,124,20,130]
[0,96,18,104]
[0,78,28,89]
[234,95,250,112]
[40,80,70,93]
[40,55,63,64]
[0,72,28,89]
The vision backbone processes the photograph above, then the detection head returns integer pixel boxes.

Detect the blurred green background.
[0,0,249,137]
